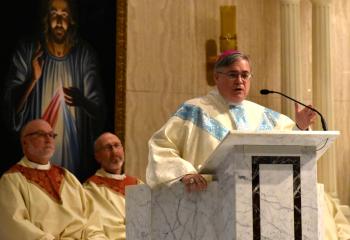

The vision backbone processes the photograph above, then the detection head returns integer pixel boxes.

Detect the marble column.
[310,0,337,196]
[280,0,302,118]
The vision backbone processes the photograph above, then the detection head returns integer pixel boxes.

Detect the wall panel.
[331,0,350,204]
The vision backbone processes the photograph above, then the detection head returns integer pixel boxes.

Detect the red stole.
[87,175,138,196]
[7,164,65,204]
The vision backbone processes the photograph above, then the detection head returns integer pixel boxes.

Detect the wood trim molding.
[115,0,127,144]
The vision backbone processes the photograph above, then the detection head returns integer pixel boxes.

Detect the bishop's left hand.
[181,174,208,193]
[294,102,317,130]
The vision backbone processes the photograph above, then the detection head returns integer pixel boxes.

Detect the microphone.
[260,89,328,131]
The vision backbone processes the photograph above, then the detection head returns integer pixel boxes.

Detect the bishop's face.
[214,58,251,104]
[49,0,71,44]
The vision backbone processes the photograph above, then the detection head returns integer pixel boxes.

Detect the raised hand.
[31,43,44,82]
[16,43,45,113]
[294,102,317,130]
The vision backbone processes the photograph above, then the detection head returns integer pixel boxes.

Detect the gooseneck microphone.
[260,89,328,131]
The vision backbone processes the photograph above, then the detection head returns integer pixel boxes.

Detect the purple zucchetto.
[214,49,249,71]
[215,49,242,63]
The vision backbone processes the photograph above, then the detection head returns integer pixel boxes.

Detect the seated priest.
[146,49,350,239]
[0,119,106,240]
[84,132,142,240]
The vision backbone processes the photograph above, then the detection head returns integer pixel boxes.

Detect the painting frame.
[115,0,127,143]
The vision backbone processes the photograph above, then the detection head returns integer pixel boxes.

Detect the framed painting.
[0,0,125,180]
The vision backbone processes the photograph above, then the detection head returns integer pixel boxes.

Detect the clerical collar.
[99,169,126,180]
[229,101,244,108]
[229,103,243,107]
[24,158,51,170]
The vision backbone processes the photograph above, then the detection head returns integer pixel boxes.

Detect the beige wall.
[332,0,350,205]
[124,0,350,205]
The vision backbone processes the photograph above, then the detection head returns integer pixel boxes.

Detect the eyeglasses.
[97,143,123,152]
[24,131,58,139]
[217,71,252,81]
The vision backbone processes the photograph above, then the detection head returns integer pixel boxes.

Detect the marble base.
[126,147,321,239]
[126,182,223,240]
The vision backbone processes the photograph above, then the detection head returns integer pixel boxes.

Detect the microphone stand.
[260,89,328,131]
